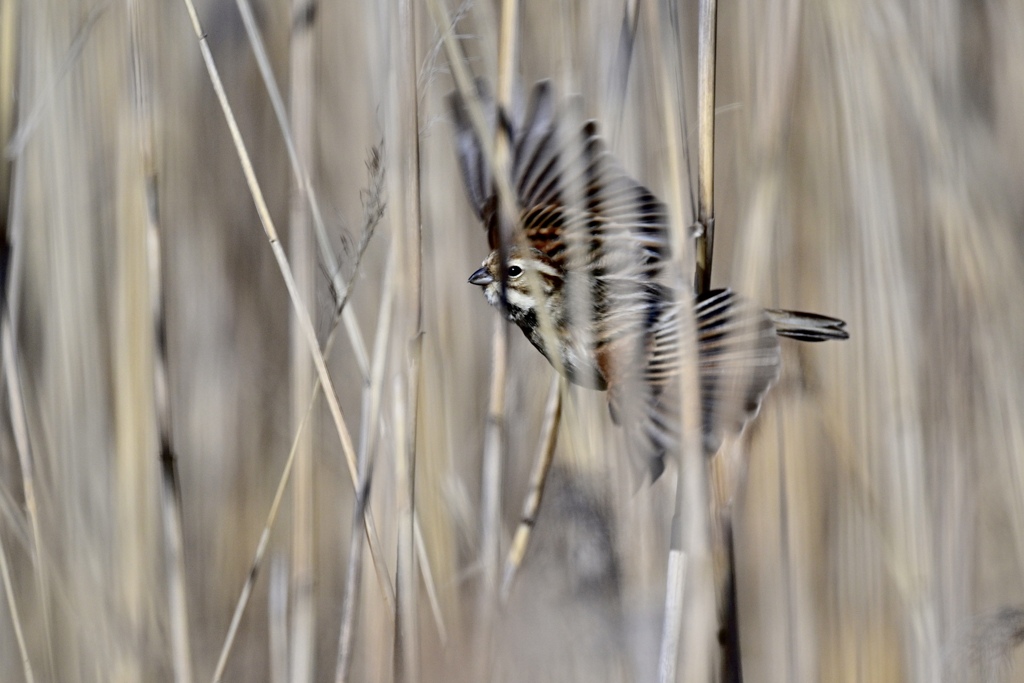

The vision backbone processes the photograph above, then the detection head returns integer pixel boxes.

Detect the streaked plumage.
[451,80,848,480]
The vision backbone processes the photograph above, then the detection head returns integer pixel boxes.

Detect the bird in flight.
[450,80,848,480]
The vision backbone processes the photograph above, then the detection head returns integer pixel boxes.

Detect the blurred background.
[2,0,1024,681]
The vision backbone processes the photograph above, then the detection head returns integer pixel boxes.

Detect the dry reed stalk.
[3,6,64,681]
[693,0,717,295]
[178,0,360,486]
[109,3,174,679]
[0,0,15,218]
[424,0,563,364]
[285,0,318,680]
[227,6,443,659]
[0,532,32,682]
[427,0,570,619]
[413,518,448,646]
[389,0,425,677]
[643,0,715,680]
[175,13,420,668]
[477,0,519,617]
[500,375,563,602]
[422,0,516,677]
[393,380,418,683]
[335,453,374,683]
[209,172,390,682]
[337,253,396,683]
[690,0,746,680]
[176,0,386,673]
[127,1,195,680]
[230,0,371,381]
[268,554,289,683]
[4,4,104,160]
[2,57,54,683]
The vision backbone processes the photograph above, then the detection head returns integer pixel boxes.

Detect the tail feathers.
[765,308,849,342]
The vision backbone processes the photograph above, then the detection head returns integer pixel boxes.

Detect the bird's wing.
[608,289,781,481]
[512,83,670,276]
[448,80,670,272]
[447,78,505,226]
[691,289,781,454]
[510,82,675,389]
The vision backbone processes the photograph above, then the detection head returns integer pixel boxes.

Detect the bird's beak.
[468,267,494,286]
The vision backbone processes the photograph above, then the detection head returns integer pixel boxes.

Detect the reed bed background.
[2,0,1024,681]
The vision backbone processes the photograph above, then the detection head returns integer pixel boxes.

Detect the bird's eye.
[507,265,523,277]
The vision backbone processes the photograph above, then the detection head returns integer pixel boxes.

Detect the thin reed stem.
[500,375,563,602]
[336,254,396,683]
[211,7,445,669]
[128,0,195,679]
[391,0,425,678]
[694,0,718,295]
[693,1,745,679]
[477,1,519,678]
[208,221,392,683]
[178,0,360,487]
[230,0,371,380]
[646,0,715,679]
[285,0,318,680]
[2,115,55,682]
[268,555,289,683]
[0,532,32,683]
[176,11,419,653]
[4,5,104,160]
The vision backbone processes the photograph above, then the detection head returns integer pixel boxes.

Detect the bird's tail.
[765,308,849,342]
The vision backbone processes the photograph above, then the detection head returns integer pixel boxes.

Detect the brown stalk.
[178,0,358,491]
[127,1,195,680]
[500,375,563,602]
[645,0,715,680]
[268,555,289,683]
[126,1,194,679]
[693,1,744,681]
[209,157,391,683]
[2,4,54,679]
[176,11,424,670]
[226,0,445,656]
[391,0,425,679]
[285,0,318,680]
[230,0,371,381]
[424,0,544,677]
[193,4,396,670]
[426,0,565,614]
[336,253,396,683]
[694,0,718,296]
[477,0,519,615]
[0,527,32,682]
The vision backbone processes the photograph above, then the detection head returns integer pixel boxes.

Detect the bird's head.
[468,246,563,321]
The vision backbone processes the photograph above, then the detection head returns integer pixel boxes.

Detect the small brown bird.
[450,81,847,480]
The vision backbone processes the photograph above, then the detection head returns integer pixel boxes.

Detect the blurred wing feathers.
[447,79,499,220]
[619,290,781,474]
[449,81,670,271]
[694,290,781,454]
